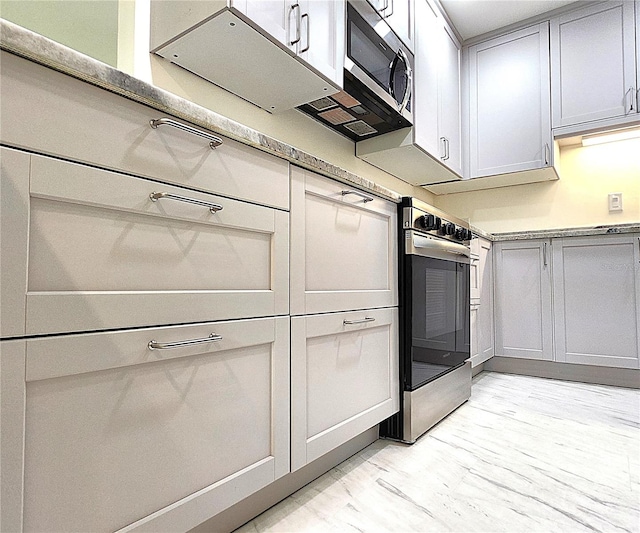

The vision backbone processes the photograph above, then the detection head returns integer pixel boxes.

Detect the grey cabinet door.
[550,1,637,128]
[552,235,640,369]
[467,23,551,178]
[477,238,494,362]
[494,239,553,360]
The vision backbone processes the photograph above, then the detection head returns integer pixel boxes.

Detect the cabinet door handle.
[149,191,223,213]
[342,189,374,203]
[543,242,548,267]
[544,143,550,166]
[148,333,222,350]
[625,87,635,114]
[289,3,302,46]
[380,0,390,14]
[384,0,394,18]
[446,138,450,160]
[300,13,310,54]
[343,317,376,325]
[149,118,223,149]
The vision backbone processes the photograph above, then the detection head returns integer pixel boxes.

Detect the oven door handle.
[406,232,470,263]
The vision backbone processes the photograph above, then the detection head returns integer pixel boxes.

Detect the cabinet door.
[438,23,462,176]
[24,154,289,335]
[242,0,292,46]
[298,0,345,87]
[290,166,398,315]
[291,308,399,471]
[22,317,289,532]
[1,52,290,210]
[551,1,637,128]
[385,0,413,52]
[552,235,640,369]
[494,240,553,360]
[470,304,479,361]
[0,339,26,533]
[477,238,494,364]
[468,23,552,178]
[0,147,29,338]
[413,0,440,158]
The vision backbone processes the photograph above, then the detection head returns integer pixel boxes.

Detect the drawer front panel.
[290,167,398,315]
[0,52,289,210]
[23,317,290,532]
[25,155,289,334]
[291,308,399,470]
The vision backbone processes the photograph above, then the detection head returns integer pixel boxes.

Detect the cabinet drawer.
[291,308,399,471]
[23,317,290,532]
[0,52,289,210]
[24,154,288,335]
[290,166,398,315]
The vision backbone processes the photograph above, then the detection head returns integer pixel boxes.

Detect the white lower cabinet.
[470,237,494,366]
[494,234,640,370]
[552,235,640,368]
[20,317,289,532]
[290,166,397,315]
[12,152,288,336]
[291,308,399,471]
[494,239,554,361]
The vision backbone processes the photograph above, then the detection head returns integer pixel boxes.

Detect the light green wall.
[1,0,120,66]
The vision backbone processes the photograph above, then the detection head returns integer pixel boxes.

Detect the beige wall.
[434,138,640,233]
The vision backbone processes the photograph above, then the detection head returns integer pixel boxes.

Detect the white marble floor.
[235,372,640,533]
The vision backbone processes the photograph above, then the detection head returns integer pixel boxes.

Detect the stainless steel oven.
[297,0,413,140]
[380,197,472,443]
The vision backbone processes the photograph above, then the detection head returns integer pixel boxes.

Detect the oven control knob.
[418,214,441,231]
[454,227,466,240]
[444,223,456,236]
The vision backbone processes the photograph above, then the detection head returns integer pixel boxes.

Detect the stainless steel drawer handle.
[149,117,223,149]
[343,317,376,325]
[149,191,223,213]
[341,190,374,203]
[148,333,222,350]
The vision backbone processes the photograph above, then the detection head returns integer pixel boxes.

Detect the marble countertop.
[0,19,402,203]
[491,223,640,241]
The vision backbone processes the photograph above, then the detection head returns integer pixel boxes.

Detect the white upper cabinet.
[296,0,345,86]
[467,23,552,178]
[243,0,293,45]
[413,0,440,158]
[150,0,342,112]
[367,0,414,51]
[550,1,638,131]
[437,22,462,176]
[414,0,461,175]
[356,0,462,186]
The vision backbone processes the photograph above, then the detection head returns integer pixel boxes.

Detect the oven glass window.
[409,256,469,390]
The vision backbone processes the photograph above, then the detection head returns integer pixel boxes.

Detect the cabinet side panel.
[0,148,30,338]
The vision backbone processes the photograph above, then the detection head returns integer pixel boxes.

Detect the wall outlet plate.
[608,193,623,212]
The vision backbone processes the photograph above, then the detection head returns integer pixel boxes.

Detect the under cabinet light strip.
[581,127,640,146]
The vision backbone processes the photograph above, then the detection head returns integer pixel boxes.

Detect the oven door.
[405,232,470,391]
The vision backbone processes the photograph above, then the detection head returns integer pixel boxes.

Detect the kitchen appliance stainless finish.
[297,0,413,140]
[381,197,472,443]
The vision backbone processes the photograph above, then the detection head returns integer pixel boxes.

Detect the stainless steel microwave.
[298,0,414,140]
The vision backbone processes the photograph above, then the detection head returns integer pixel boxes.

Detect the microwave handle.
[389,49,412,112]
[398,49,412,113]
